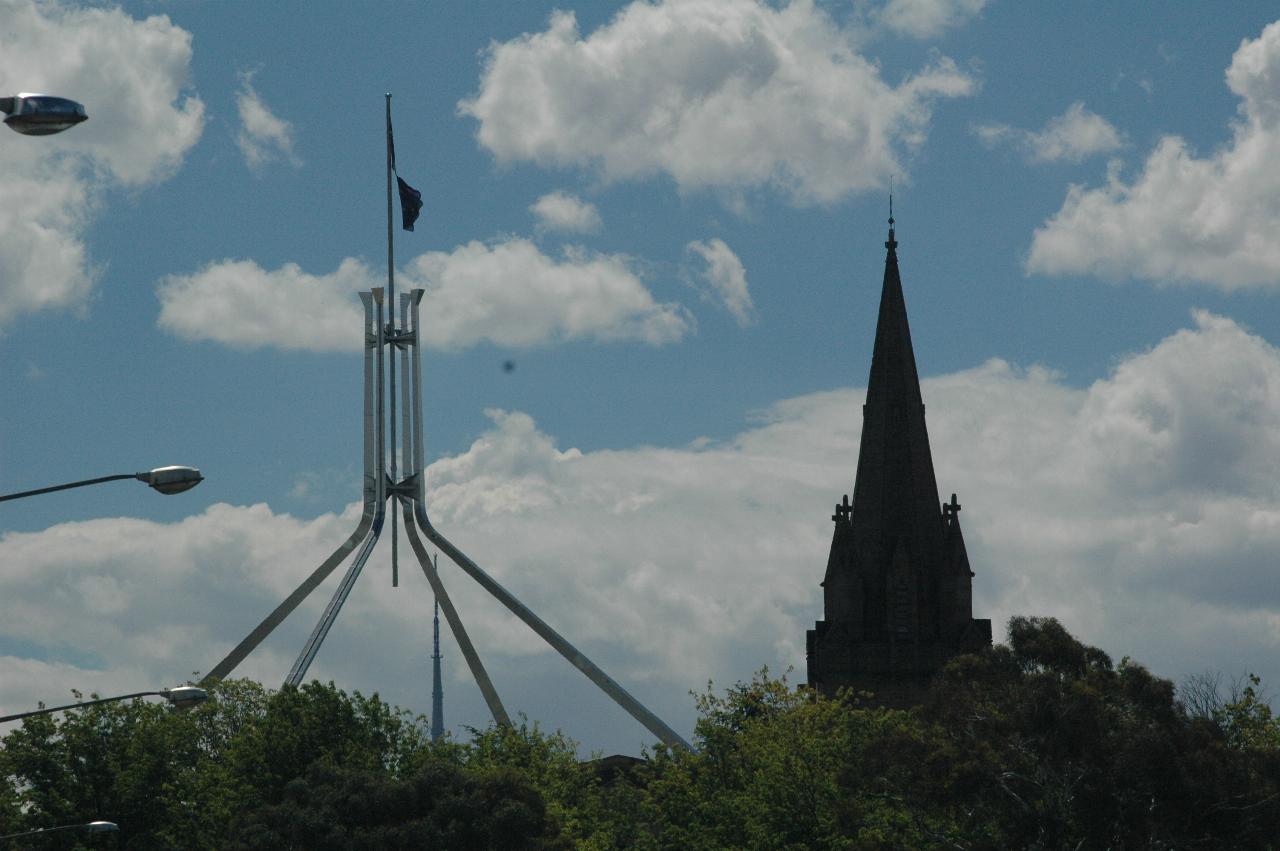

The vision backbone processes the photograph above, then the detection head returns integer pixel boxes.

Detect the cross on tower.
[943,493,961,522]
[832,494,852,523]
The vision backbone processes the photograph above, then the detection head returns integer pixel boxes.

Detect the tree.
[911,617,1280,847]
[0,679,430,849]
[229,759,569,850]
[6,621,1280,848]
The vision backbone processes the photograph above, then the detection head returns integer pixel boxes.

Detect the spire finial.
[886,179,897,250]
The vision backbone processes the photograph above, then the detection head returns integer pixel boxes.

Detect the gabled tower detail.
[806,217,990,705]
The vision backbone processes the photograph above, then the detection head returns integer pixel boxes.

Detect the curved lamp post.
[0,94,87,136]
[0,465,203,503]
[0,820,118,841]
[0,686,208,724]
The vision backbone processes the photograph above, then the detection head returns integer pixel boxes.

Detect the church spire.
[851,213,941,549]
[806,214,990,704]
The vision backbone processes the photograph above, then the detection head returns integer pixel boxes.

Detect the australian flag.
[389,116,423,231]
[397,176,422,232]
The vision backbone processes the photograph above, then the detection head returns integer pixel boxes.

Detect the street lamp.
[0,93,88,136]
[0,820,118,841]
[0,465,203,503]
[0,686,209,723]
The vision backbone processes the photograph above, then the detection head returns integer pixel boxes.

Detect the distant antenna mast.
[431,554,444,741]
[197,96,691,752]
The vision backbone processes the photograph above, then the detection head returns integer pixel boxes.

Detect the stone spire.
[807,215,990,704]
[847,214,946,603]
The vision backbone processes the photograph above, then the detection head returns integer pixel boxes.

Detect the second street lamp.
[0,686,209,724]
[0,93,88,136]
[0,465,203,503]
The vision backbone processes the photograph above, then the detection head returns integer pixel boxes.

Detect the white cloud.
[404,239,692,348]
[687,238,756,326]
[0,0,204,326]
[459,0,974,205]
[11,312,1280,750]
[975,101,1124,163]
[1028,20,1280,288]
[236,71,300,170]
[530,191,602,233]
[157,258,369,351]
[877,0,988,39]
[157,238,692,351]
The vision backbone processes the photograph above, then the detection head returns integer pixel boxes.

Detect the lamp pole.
[0,686,208,723]
[0,466,203,503]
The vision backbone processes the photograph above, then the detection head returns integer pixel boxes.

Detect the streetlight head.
[2,93,87,136]
[141,465,203,495]
[161,685,208,711]
[84,821,119,834]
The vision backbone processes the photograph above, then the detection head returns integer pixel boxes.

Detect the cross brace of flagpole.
[198,96,690,752]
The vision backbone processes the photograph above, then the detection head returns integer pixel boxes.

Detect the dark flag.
[388,110,422,231]
[397,175,422,232]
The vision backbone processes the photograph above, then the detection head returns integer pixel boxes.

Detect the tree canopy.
[4,617,1279,849]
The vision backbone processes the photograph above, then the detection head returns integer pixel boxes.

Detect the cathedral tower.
[806,216,990,705]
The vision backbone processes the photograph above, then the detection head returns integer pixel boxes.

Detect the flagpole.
[386,93,399,586]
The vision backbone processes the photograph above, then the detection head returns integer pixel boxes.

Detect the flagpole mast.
[206,95,691,749]
[386,93,399,586]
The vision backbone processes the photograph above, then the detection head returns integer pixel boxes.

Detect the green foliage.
[0,680,433,849]
[5,621,1280,849]
[229,760,568,850]
[1215,674,1280,751]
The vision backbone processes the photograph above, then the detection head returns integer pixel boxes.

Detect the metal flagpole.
[386,93,399,587]
[203,96,689,751]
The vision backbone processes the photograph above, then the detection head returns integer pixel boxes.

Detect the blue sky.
[5,0,1280,755]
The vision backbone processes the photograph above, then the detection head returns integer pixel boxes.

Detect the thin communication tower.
[197,95,690,751]
[431,556,444,742]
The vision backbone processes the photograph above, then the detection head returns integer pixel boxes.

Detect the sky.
[4,0,1280,755]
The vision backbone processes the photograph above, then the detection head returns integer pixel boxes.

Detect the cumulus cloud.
[404,239,692,348]
[156,257,369,350]
[236,71,301,170]
[687,238,755,326]
[0,0,204,325]
[877,0,989,39]
[157,238,692,351]
[459,0,974,205]
[1028,20,1280,288]
[530,191,602,233]
[921,312,1280,688]
[10,311,1280,750]
[975,101,1125,163]
[0,502,363,717]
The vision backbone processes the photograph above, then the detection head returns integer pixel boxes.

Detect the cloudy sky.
[4,0,1280,755]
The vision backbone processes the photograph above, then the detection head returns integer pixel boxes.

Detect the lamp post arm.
[0,821,117,840]
[0,691,159,723]
[0,474,138,503]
